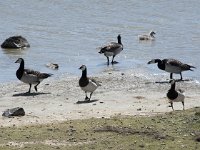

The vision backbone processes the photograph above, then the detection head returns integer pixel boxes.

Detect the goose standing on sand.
[167,79,185,111]
[147,58,195,80]
[138,31,156,41]
[79,65,101,101]
[99,34,123,65]
[15,58,53,93]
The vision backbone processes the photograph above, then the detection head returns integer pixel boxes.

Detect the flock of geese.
[14,31,196,111]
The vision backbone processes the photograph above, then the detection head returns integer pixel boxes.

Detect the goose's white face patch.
[81,80,98,92]
[169,79,176,85]
[148,59,156,64]
[80,65,86,71]
[15,58,23,63]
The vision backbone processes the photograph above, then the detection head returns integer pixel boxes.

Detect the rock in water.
[1,36,30,49]
[2,107,25,117]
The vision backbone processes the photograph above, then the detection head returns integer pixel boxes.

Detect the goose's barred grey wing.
[100,43,121,53]
[24,69,53,79]
[166,59,183,67]
[166,59,195,71]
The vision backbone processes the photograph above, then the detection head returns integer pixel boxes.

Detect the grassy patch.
[0,107,200,150]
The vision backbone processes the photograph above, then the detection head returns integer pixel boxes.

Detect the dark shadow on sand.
[76,99,99,104]
[13,92,51,97]
[155,79,192,84]
[155,81,169,84]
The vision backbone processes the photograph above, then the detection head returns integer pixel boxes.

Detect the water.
[0,0,200,83]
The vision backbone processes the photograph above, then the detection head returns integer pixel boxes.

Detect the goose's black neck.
[81,69,87,78]
[156,59,165,70]
[170,82,176,91]
[16,59,24,79]
[79,68,89,87]
[117,35,122,45]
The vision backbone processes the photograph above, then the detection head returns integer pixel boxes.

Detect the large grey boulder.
[2,107,25,117]
[1,36,30,49]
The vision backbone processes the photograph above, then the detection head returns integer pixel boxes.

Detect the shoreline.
[0,69,200,127]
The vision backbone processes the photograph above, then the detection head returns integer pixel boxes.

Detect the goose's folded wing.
[166,59,183,67]
[24,69,52,79]
[24,69,39,77]
[101,43,121,52]
[89,78,101,86]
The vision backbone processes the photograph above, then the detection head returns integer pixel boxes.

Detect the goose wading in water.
[138,31,156,41]
[99,34,123,65]
[167,79,185,111]
[79,65,101,101]
[147,58,195,80]
[15,58,53,93]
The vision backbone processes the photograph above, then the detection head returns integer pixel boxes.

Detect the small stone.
[137,108,142,111]
[2,107,25,117]
[139,144,145,148]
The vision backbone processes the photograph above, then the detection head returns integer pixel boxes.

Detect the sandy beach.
[0,69,200,127]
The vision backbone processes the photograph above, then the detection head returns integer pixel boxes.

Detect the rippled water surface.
[0,0,200,82]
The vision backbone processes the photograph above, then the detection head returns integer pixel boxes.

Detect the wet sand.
[0,69,199,127]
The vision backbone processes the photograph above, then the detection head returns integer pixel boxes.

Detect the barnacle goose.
[167,79,185,111]
[79,65,101,101]
[15,58,52,93]
[148,58,195,80]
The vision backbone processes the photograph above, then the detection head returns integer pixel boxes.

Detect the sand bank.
[0,69,199,127]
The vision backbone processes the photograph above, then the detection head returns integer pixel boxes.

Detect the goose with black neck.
[79,65,101,101]
[99,34,123,65]
[148,58,195,80]
[15,58,53,93]
[167,79,185,111]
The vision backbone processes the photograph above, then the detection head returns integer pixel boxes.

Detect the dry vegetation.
[0,107,200,150]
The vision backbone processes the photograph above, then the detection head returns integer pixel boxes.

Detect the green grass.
[0,107,200,150]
